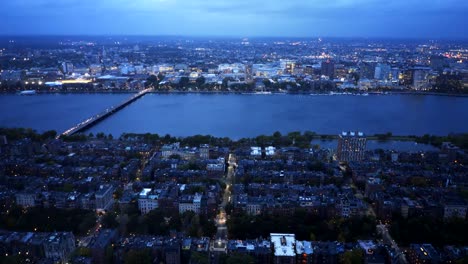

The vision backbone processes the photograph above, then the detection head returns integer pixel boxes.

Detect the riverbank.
[3,126,468,151]
[2,90,468,97]
[380,91,468,97]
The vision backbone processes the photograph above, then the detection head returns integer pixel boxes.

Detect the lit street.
[210,154,235,264]
[377,224,408,264]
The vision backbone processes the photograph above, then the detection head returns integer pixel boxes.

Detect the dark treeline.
[227,209,376,242]
[0,205,96,235]
[390,215,468,247]
[1,127,468,150]
[101,206,216,238]
[121,130,319,149]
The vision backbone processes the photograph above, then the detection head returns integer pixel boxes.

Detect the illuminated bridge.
[59,88,153,138]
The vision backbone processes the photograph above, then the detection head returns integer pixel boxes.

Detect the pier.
[60,88,153,137]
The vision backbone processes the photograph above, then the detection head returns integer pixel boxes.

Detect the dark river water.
[1,93,467,139]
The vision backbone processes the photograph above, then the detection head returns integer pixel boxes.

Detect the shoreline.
[1,90,468,97]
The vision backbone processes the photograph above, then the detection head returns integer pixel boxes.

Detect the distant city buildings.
[321,60,335,79]
[0,37,466,93]
[374,63,391,81]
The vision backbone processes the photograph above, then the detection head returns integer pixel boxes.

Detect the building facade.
[336,132,367,162]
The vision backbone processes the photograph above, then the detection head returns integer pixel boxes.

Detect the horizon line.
[0,34,467,41]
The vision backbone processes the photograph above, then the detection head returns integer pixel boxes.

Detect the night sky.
[2,0,467,38]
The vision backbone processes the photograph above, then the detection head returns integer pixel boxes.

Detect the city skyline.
[1,0,468,39]
[0,1,467,261]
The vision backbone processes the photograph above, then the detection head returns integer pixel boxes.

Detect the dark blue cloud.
[1,0,467,38]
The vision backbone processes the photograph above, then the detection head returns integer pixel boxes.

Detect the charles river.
[1,93,467,144]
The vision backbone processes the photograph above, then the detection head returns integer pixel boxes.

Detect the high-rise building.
[430,55,447,72]
[321,60,335,79]
[61,62,74,74]
[337,131,367,162]
[412,67,430,90]
[359,62,376,79]
[374,63,391,80]
[390,67,400,82]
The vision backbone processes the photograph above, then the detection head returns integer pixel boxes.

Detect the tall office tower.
[102,47,107,58]
[374,63,391,80]
[430,55,447,72]
[390,68,400,82]
[337,131,367,162]
[321,60,335,79]
[61,62,74,74]
[412,67,430,90]
[360,62,377,79]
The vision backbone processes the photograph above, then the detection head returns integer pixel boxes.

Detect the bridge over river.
[59,88,153,138]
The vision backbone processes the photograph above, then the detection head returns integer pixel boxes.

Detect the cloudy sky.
[1,0,467,38]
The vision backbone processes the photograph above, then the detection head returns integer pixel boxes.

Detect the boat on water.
[19,90,36,95]
[254,91,272,95]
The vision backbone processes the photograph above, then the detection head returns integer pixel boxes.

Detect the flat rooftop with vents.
[270,233,295,257]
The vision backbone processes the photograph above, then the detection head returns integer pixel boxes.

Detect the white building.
[265,146,276,156]
[270,233,296,264]
[179,193,203,214]
[207,157,225,171]
[252,64,280,77]
[161,142,180,158]
[218,63,245,73]
[158,64,175,73]
[138,188,160,214]
[251,147,261,156]
[189,72,200,79]
[119,64,135,75]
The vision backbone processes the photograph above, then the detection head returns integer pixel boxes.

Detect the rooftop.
[271,233,296,257]
[296,240,313,255]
